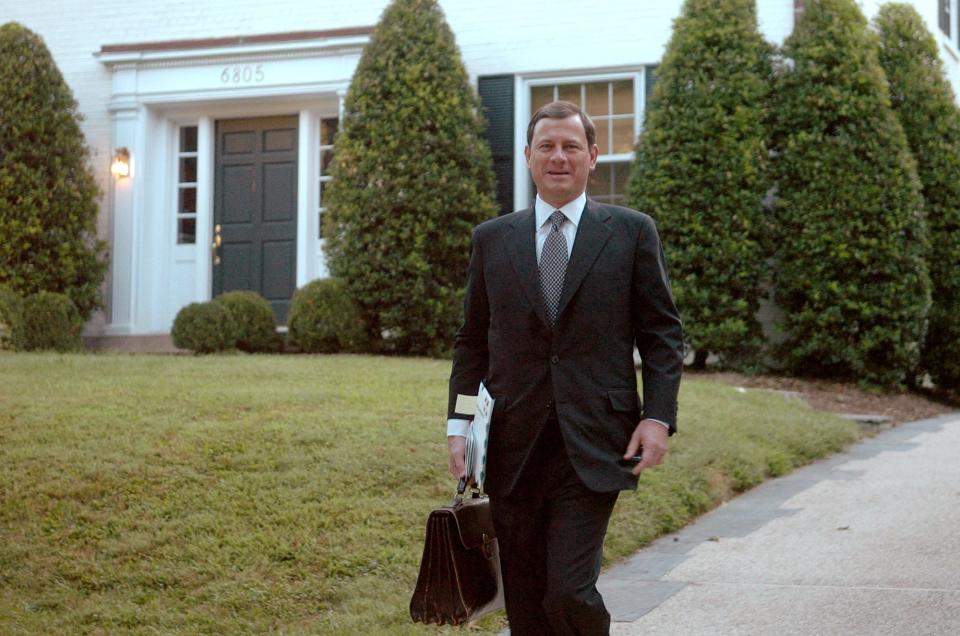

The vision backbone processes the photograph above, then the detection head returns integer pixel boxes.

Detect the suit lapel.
[556,200,613,319]
[506,208,550,327]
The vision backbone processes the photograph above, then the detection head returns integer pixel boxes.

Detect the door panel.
[213,115,298,323]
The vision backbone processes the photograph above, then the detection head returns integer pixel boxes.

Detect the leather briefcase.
[409,480,504,626]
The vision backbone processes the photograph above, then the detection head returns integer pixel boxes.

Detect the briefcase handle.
[454,477,482,505]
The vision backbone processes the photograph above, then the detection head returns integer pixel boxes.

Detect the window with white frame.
[176,125,198,244]
[529,76,639,206]
[318,117,339,238]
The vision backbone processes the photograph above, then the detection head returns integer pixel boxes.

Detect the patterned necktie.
[539,210,569,326]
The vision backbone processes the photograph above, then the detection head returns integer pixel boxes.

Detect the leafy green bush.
[214,291,278,353]
[626,0,773,369]
[768,0,930,387]
[323,0,497,356]
[287,278,367,353]
[875,4,960,389]
[0,22,106,320]
[20,291,83,352]
[171,302,237,354]
[0,285,24,351]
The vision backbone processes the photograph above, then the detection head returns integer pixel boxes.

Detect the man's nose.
[548,147,567,162]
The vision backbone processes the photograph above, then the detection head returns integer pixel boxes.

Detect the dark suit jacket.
[448,199,684,497]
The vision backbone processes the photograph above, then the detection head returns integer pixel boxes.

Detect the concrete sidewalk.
[599,413,960,636]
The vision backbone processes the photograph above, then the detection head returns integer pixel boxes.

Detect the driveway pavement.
[599,413,960,635]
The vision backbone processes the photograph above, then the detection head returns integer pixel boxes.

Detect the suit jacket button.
[551,355,559,364]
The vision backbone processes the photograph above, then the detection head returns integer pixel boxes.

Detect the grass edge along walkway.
[0,353,859,635]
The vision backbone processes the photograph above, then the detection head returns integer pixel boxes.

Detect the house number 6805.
[220,65,265,84]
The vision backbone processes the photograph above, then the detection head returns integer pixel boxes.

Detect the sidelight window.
[318,117,338,239]
[176,125,198,244]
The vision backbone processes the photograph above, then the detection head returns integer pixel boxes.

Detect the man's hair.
[526,100,597,148]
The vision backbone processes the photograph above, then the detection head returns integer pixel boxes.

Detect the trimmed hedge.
[287,278,366,354]
[171,302,237,354]
[626,0,773,369]
[323,0,497,356]
[875,4,960,389]
[768,0,930,387]
[20,291,83,352]
[0,22,106,320]
[0,286,24,351]
[214,291,278,353]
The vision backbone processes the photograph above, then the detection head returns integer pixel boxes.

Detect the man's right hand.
[447,435,466,480]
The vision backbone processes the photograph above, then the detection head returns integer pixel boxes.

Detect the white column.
[297,109,319,287]
[195,116,215,304]
[105,106,139,334]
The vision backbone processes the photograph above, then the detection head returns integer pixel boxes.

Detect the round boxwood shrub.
[0,285,25,351]
[214,290,278,353]
[20,291,83,352]
[171,301,237,354]
[288,278,366,353]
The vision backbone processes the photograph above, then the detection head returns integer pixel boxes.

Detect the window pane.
[321,118,339,146]
[179,126,198,153]
[596,119,611,154]
[319,180,327,205]
[585,82,609,117]
[612,80,634,115]
[321,148,334,174]
[177,217,196,244]
[179,187,196,214]
[587,163,614,197]
[531,85,554,111]
[557,83,580,105]
[612,118,635,154]
[179,157,197,183]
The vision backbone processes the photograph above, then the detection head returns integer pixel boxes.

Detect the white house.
[4,0,960,349]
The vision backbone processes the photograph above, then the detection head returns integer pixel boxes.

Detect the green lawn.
[0,353,859,635]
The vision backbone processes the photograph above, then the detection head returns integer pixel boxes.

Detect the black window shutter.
[645,64,660,106]
[478,75,515,215]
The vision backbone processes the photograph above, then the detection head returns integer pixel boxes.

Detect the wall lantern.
[110,147,131,178]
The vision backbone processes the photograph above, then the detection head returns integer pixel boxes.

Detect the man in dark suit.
[447,101,683,635]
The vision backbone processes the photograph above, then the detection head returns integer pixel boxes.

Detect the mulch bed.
[686,370,958,425]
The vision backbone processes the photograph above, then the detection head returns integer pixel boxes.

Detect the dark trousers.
[490,416,619,636]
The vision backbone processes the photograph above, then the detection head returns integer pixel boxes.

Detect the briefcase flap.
[436,496,496,551]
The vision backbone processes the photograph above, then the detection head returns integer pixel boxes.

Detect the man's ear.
[524,145,532,167]
[589,144,599,169]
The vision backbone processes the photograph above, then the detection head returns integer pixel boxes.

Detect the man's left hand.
[623,419,669,476]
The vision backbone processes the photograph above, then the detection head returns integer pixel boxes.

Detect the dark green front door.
[213,115,298,323]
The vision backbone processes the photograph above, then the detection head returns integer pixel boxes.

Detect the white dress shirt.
[447,192,667,437]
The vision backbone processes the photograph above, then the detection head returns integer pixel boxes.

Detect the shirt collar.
[535,192,586,230]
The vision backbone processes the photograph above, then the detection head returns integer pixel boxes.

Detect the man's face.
[525,114,599,208]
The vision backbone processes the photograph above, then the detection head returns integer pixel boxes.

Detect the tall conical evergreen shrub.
[625,0,773,369]
[875,4,960,389]
[0,22,105,320]
[323,0,497,356]
[769,0,930,387]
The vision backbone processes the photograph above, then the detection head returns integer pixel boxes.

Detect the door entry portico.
[213,115,298,323]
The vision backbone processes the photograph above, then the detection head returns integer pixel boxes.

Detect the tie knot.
[549,210,566,230]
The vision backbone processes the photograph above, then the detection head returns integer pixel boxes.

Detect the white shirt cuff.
[447,418,471,437]
[647,418,670,430]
